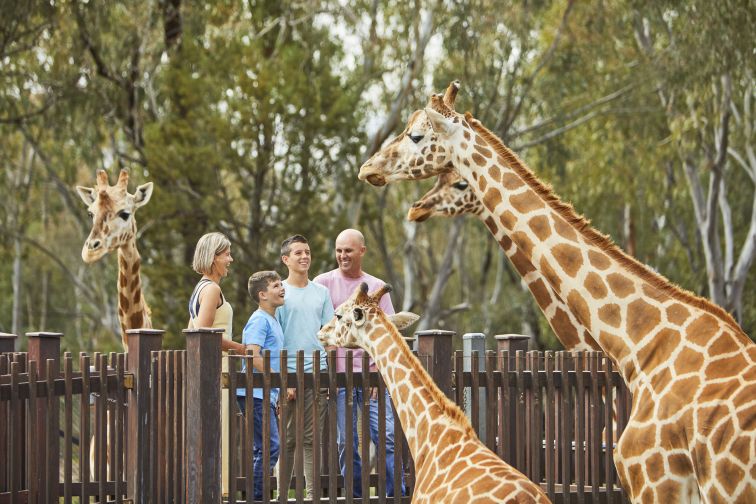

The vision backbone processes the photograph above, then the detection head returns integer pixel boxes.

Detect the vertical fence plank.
[228,352,238,504]
[166,350,175,504]
[344,351,354,503]
[312,350,322,504]
[485,351,497,452]
[45,359,57,504]
[559,352,572,504]
[98,354,108,502]
[150,352,159,504]
[590,352,601,504]
[515,351,527,474]
[470,350,480,440]
[263,350,272,504]
[27,361,38,504]
[499,350,511,464]
[376,361,387,504]
[64,353,73,503]
[604,357,615,504]
[327,350,338,504]
[360,353,370,501]
[115,352,126,504]
[80,353,90,503]
[278,349,288,504]
[545,351,555,503]
[9,361,20,503]
[245,349,255,502]
[297,351,307,501]
[575,352,585,504]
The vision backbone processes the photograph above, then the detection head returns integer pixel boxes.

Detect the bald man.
[314,229,406,497]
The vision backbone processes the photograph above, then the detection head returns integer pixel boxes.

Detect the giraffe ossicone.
[76,169,154,351]
[360,81,755,503]
[318,283,550,503]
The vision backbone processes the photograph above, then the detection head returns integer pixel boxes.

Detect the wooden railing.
[0,329,630,503]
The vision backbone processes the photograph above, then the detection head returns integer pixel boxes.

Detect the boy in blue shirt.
[238,270,286,501]
[275,235,334,498]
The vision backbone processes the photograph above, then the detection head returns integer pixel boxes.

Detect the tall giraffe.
[358,83,755,503]
[318,283,550,503]
[409,165,600,353]
[76,169,154,350]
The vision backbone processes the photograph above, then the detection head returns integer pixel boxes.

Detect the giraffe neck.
[117,238,151,350]
[479,210,601,352]
[362,319,476,470]
[459,120,750,391]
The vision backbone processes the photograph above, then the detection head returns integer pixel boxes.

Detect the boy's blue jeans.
[237,396,280,500]
[336,388,406,497]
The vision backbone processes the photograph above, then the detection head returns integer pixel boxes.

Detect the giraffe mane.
[374,309,476,438]
[463,111,748,340]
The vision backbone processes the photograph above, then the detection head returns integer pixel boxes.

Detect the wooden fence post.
[463,333,487,442]
[495,334,530,362]
[0,333,17,353]
[184,327,223,504]
[126,328,165,503]
[414,329,455,399]
[27,332,62,500]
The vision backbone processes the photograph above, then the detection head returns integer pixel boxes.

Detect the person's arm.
[245,344,267,373]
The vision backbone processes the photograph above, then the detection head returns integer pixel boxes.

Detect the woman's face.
[212,247,233,278]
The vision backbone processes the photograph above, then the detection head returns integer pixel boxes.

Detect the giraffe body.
[358,83,755,503]
[318,283,550,503]
[76,169,154,350]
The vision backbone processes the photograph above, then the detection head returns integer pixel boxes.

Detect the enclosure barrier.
[0,329,630,503]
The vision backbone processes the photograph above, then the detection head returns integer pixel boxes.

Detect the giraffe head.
[407,169,481,222]
[359,81,465,186]
[76,169,153,263]
[318,283,419,349]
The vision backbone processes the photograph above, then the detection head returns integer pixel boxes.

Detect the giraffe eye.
[118,211,131,221]
[408,133,424,144]
[87,210,94,218]
[353,308,364,322]
[335,313,342,320]
[452,180,469,190]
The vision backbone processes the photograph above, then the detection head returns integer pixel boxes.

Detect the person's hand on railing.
[287,387,296,401]
[370,387,379,400]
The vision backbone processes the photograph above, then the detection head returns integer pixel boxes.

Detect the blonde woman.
[188,232,246,352]
[188,231,246,494]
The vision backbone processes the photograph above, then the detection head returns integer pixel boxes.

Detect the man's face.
[262,279,286,307]
[282,242,311,275]
[335,235,365,276]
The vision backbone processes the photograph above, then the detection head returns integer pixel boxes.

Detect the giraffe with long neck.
[358,83,755,503]
[407,86,600,353]
[318,283,550,503]
[76,169,154,350]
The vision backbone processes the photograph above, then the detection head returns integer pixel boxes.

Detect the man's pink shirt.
[313,269,394,373]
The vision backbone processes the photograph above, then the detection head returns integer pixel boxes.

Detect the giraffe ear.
[388,312,419,331]
[76,186,96,206]
[425,107,455,136]
[133,182,153,208]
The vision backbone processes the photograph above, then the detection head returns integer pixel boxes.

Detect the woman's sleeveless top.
[188,278,233,341]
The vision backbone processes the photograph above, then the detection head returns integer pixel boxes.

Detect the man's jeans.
[336,388,406,497]
[237,396,280,500]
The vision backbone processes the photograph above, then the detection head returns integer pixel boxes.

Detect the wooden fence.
[0,329,630,503]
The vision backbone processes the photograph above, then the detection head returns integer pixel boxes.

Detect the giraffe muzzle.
[407,205,432,222]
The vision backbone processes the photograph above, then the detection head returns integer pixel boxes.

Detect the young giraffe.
[76,169,154,350]
[318,283,550,503]
[358,84,755,503]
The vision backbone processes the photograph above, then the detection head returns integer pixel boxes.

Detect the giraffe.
[357,82,756,503]
[318,283,551,503]
[76,168,153,479]
[409,165,600,354]
[76,169,154,351]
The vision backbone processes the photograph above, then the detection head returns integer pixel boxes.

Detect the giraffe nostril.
[89,240,101,250]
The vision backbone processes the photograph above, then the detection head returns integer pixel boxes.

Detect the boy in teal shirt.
[275,235,334,498]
